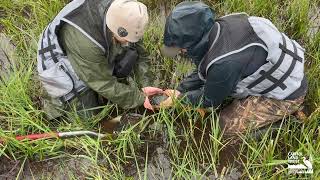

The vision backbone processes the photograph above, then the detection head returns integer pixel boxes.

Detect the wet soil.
[0,156,91,180]
[179,118,244,178]
[1,112,288,179]
[99,112,303,179]
[99,114,244,179]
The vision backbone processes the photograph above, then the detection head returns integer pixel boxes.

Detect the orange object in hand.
[159,89,181,108]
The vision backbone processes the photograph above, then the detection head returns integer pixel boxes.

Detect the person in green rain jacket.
[37,0,161,119]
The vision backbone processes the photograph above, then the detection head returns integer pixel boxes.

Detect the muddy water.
[178,119,244,179]
[135,147,173,179]
[101,115,174,179]
[101,113,293,179]
[99,114,244,179]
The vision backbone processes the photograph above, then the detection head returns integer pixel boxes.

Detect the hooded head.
[161,1,215,64]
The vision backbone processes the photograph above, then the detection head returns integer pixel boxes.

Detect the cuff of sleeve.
[137,93,146,106]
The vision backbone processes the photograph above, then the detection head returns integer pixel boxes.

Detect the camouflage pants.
[219,96,305,135]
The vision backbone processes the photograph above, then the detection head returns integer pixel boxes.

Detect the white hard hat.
[106,0,149,43]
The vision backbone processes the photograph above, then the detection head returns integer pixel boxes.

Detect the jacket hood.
[164,1,215,64]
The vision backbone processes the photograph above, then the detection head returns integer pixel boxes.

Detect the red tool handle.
[15,132,59,141]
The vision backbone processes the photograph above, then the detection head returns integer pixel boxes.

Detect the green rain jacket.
[58,24,154,109]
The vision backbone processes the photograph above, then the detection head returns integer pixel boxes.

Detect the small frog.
[149,94,169,106]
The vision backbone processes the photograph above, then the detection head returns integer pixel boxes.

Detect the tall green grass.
[0,0,319,179]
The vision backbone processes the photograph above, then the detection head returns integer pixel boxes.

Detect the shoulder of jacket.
[60,24,107,53]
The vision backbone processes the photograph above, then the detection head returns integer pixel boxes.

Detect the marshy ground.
[0,0,319,179]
